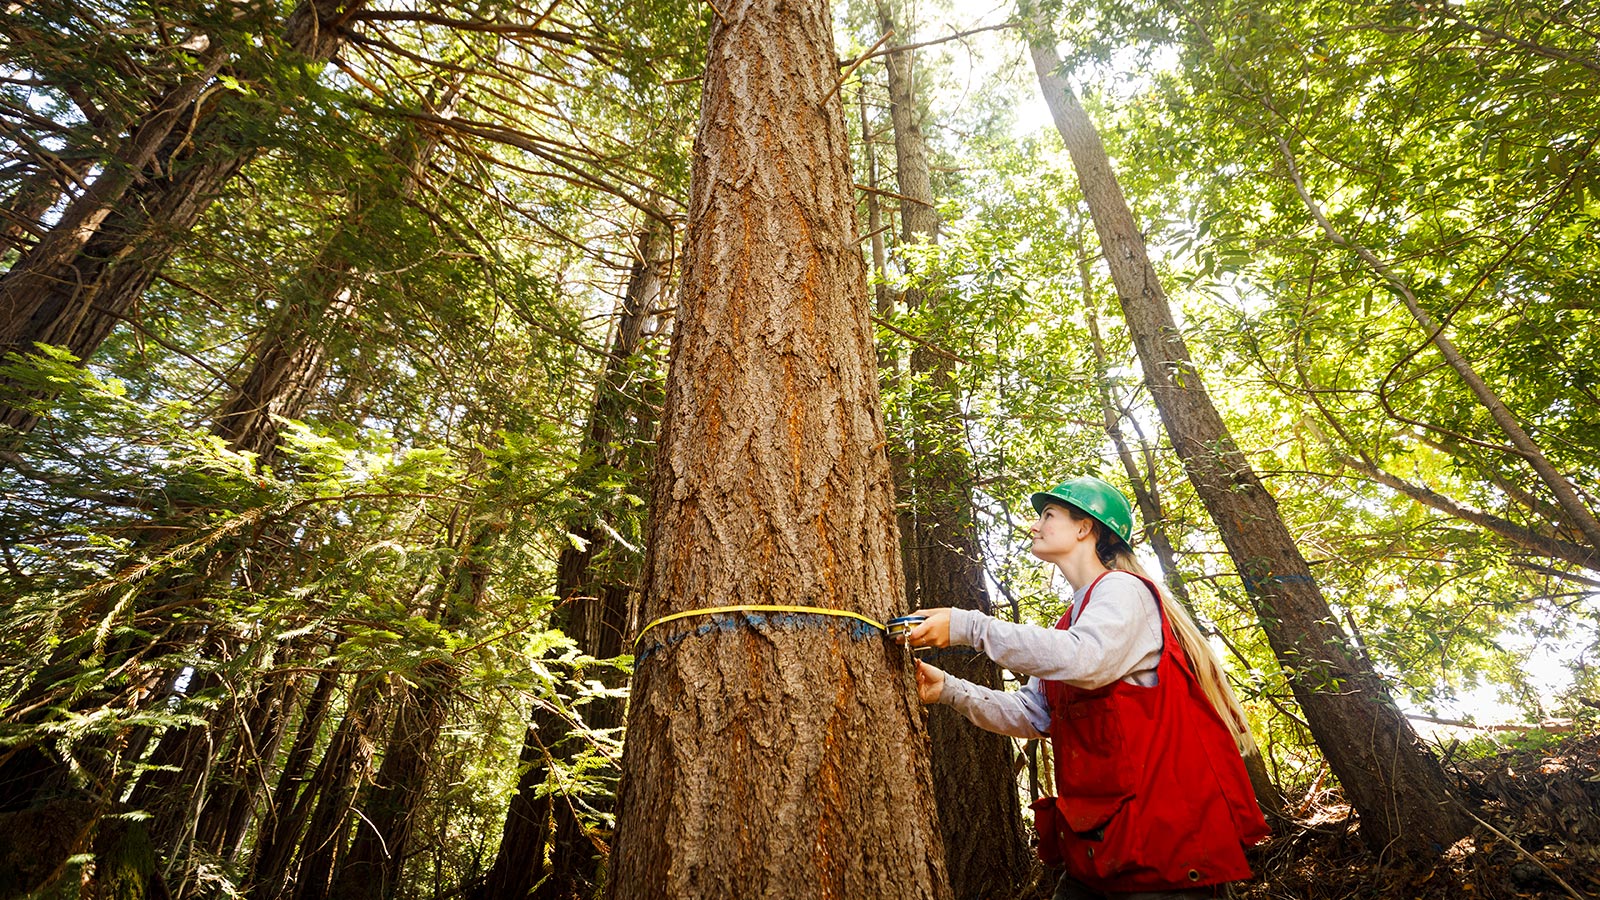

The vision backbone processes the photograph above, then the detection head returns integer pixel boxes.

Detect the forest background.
[1,0,1596,898]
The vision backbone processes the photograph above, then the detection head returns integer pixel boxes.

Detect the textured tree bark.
[1029,34,1470,857]
[603,0,950,897]
[0,0,366,433]
[876,4,1028,896]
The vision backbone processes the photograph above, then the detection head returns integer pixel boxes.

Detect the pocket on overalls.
[1029,795,1066,868]
[1055,697,1134,834]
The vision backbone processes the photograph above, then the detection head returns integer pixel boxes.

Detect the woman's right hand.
[914,660,946,704]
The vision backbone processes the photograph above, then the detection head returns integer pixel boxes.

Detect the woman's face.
[1029,503,1088,562]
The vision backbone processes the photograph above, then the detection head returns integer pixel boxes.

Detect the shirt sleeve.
[937,672,1050,739]
[946,572,1163,690]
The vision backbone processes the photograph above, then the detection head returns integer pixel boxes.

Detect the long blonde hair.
[1066,506,1260,758]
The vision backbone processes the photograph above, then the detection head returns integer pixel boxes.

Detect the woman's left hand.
[906,608,952,648]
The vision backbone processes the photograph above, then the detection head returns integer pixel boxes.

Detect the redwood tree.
[481,226,672,900]
[1027,25,1470,857]
[0,0,365,432]
[603,0,950,896]
[874,3,1028,895]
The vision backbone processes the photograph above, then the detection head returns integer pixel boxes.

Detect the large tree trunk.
[603,0,950,897]
[875,4,1028,897]
[0,0,365,433]
[1028,32,1471,858]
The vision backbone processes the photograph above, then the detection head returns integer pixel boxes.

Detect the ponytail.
[1075,509,1259,757]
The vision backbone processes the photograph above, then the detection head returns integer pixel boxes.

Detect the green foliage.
[5,0,1598,893]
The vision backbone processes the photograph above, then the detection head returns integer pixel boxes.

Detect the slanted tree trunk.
[875,4,1028,896]
[246,667,345,900]
[0,0,366,433]
[1080,257,1285,819]
[328,668,456,900]
[1275,139,1600,559]
[1028,29,1470,858]
[478,702,563,900]
[62,102,454,878]
[192,663,306,861]
[603,0,949,897]
[287,682,388,900]
[212,87,451,464]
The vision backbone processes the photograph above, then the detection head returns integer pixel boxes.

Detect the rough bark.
[876,3,1028,896]
[1028,33,1470,857]
[0,0,366,433]
[603,0,950,897]
[0,53,227,363]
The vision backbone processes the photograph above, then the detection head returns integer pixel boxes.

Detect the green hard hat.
[1029,476,1135,544]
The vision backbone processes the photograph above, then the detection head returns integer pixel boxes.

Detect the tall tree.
[873,3,1028,896]
[0,0,365,432]
[1078,245,1285,818]
[480,225,672,900]
[1026,21,1471,857]
[603,0,950,896]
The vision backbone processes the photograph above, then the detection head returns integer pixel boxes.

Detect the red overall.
[1030,572,1269,892]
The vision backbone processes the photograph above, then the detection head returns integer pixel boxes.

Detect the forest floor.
[1235,728,1600,900]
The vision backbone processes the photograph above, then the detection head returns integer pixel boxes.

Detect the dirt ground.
[1234,730,1600,900]
[1013,729,1600,900]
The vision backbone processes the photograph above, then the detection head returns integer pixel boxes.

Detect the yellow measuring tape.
[634,604,888,649]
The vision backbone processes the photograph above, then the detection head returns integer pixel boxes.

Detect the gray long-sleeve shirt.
[936,570,1163,739]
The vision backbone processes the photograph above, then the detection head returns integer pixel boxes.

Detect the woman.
[904,476,1269,899]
